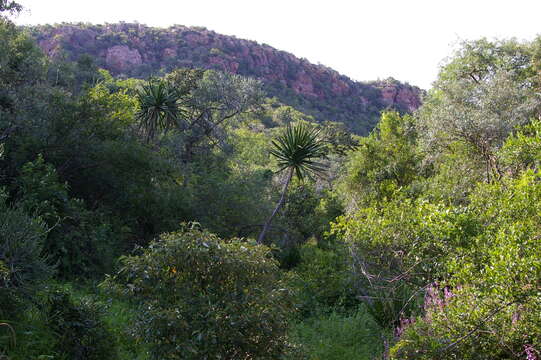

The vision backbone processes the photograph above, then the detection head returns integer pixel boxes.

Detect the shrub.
[0,195,52,318]
[288,241,357,316]
[46,288,117,360]
[16,155,116,277]
[390,172,541,359]
[104,224,295,360]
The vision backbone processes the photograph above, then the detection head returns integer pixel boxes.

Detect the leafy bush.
[46,288,117,360]
[0,194,52,318]
[104,224,295,360]
[499,119,541,175]
[332,197,479,329]
[16,155,116,277]
[342,111,421,206]
[288,241,357,316]
[390,171,541,359]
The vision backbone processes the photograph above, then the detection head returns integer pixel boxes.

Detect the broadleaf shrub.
[104,223,295,360]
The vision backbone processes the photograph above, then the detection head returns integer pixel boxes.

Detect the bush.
[104,223,295,360]
[390,172,541,359]
[0,195,52,318]
[288,241,357,316]
[16,155,116,277]
[46,288,118,360]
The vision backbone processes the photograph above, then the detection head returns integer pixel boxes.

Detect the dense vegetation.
[1,3,540,359]
[27,22,422,135]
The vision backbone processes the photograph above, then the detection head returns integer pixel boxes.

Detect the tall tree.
[175,70,264,163]
[257,123,327,244]
[418,39,541,182]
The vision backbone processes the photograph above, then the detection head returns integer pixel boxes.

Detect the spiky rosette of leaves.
[269,123,328,181]
[136,79,180,142]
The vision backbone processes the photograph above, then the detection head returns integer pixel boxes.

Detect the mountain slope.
[29,23,423,134]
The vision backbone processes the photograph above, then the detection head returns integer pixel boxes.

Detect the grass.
[289,305,387,360]
[63,281,150,360]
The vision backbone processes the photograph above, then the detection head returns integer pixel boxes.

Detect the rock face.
[28,23,423,134]
[377,79,422,113]
[105,45,142,73]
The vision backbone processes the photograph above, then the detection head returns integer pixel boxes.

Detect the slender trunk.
[257,167,294,244]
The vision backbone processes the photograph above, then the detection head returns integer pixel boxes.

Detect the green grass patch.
[290,306,386,360]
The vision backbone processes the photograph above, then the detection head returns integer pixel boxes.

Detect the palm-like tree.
[257,123,327,244]
[136,79,180,142]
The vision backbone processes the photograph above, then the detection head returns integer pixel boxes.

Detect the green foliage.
[0,195,52,318]
[389,172,541,358]
[289,307,385,360]
[422,141,484,204]
[16,155,116,277]
[259,122,328,244]
[418,38,541,183]
[499,119,541,175]
[86,79,138,127]
[1,303,57,360]
[342,111,421,206]
[99,294,150,360]
[136,78,180,142]
[104,224,295,360]
[288,241,356,315]
[0,19,44,89]
[279,183,324,245]
[45,288,118,360]
[332,195,482,331]
[270,123,327,181]
[0,0,22,14]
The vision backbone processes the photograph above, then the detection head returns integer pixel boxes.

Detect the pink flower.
[525,344,538,360]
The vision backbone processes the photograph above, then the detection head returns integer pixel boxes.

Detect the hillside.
[28,22,422,134]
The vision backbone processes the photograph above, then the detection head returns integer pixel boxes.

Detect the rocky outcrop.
[28,23,423,134]
[105,45,142,73]
[376,79,423,113]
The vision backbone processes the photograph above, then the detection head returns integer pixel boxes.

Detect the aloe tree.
[257,123,327,244]
[136,79,180,143]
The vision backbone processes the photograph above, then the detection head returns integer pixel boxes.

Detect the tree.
[343,111,420,206]
[258,123,327,244]
[137,70,264,163]
[175,70,264,163]
[418,39,541,182]
[136,78,181,143]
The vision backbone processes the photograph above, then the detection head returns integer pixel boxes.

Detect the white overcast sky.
[12,0,541,89]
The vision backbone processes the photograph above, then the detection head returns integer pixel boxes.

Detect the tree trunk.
[257,167,294,244]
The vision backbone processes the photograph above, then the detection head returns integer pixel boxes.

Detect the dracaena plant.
[136,78,180,142]
[258,123,327,244]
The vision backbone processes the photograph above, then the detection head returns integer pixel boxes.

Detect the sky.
[12,0,541,89]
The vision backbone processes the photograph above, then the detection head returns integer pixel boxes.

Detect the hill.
[28,22,423,134]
